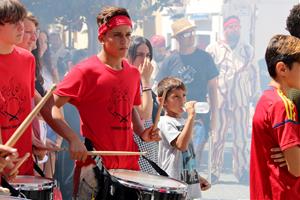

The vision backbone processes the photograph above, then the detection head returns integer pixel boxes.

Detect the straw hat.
[171,18,196,37]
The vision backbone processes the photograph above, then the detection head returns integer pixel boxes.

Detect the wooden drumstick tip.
[153,89,167,130]
[9,152,30,176]
[49,84,57,91]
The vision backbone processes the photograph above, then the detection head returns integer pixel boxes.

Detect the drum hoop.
[13,183,54,191]
[109,170,187,194]
[116,178,187,194]
[11,176,54,191]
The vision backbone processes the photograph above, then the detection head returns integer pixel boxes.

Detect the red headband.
[223,18,240,28]
[98,15,132,38]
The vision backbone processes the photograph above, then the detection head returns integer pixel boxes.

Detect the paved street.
[199,137,250,200]
[201,172,249,200]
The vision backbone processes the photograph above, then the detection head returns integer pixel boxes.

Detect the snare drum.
[0,195,27,199]
[10,176,54,200]
[109,169,187,200]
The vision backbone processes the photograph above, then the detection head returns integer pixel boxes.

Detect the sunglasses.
[180,31,195,38]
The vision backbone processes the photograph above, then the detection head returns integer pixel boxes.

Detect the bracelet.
[142,88,152,92]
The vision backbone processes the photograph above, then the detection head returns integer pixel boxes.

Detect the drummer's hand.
[4,168,18,181]
[1,157,19,181]
[0,186,10,196]
[199,176,211,191]
[69,136,88,161]
[140,126,161,142]
[271,147,287,167]
[0,145,18,172]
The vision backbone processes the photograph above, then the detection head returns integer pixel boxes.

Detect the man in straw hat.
[250,34,300,199]
[155,18,219,174]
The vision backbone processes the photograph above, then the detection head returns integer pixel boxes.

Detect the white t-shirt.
[158,115,201,199]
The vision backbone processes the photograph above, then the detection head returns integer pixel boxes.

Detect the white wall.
[254,0,298,64]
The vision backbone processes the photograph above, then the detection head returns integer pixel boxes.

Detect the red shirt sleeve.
[270,99,300,151]
[54,67,87,105]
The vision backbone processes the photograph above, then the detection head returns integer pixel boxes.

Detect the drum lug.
[110,184,115,196]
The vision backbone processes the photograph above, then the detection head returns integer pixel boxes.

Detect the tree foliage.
[20,0,183,51]
[21,0,181,28]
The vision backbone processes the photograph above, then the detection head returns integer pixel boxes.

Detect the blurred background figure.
[38,31,59,88]
[49,32,71,81]
[150,34,170,81]
[206,15,260,185]
[155,18,219,174]
[127,36,159,174]
[17,12,39,52]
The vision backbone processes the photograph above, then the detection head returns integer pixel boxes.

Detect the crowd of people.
[1,0,300,199]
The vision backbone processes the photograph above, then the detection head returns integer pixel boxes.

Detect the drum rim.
[109,169,188,194]
[10,175,54,191]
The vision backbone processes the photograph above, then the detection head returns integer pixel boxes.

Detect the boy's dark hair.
[26,12,39,27]
[128,36,153,62]
[96,6,130,27]
[157,77,186,98]
[265,34,300,79]
[286,4,300,38]
[0,0,27,25]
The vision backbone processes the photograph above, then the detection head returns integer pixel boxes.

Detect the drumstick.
[87,151,147,156]
[44,147,146,156]
[5,85,56,148]
[9,152,30,176]
[153,89,167,130]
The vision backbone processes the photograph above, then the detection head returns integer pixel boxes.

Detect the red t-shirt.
[55,56,141,169]
[250,87,300,200]
[0,46,35,175]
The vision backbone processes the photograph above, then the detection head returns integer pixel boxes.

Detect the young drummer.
[0,0,86,178]
[50,6,160,199]
[0,0,36,175]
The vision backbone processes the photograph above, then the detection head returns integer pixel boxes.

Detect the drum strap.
[84,138,108,200]
[1,176,19,197]
[33,161,45,177]
[73,138,96,198]
[141,156,169,177]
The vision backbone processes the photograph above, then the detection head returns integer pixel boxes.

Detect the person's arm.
[207,77,218,133]
[36,92,87,161]
[132,107,144,135]
[283,146,300,177]
[136,58,154,120]
[132,108,160,142]
[171,101,196,151]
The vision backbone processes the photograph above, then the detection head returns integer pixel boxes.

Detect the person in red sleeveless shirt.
[250,34,300,200]
[51,6,160,199]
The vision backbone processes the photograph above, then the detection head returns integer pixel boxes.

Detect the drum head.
[0,195,27,199]
[109,169,187,194]
[10,176,54,191]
